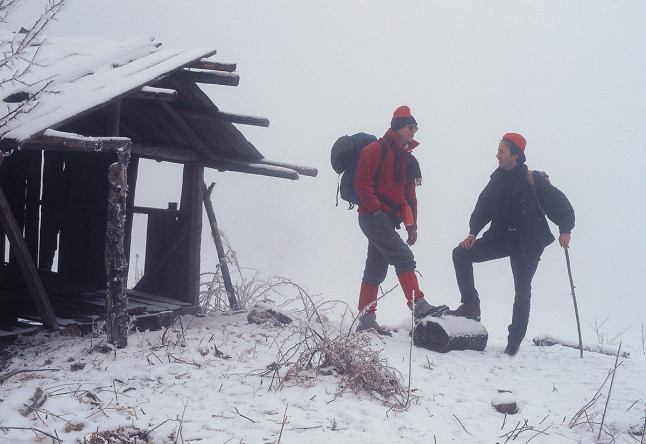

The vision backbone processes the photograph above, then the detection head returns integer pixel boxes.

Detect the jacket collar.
[491,163,528,179]
[385,128,419,151]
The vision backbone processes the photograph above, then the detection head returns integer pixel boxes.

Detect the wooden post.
[202,182,239,311]
[0,155,59,331]
[105,146,130,347]
[183,165,203,307]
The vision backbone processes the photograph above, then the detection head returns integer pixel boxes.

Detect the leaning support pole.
[565,249,584,358]
[202,182,239,311]
[105,146,130,348]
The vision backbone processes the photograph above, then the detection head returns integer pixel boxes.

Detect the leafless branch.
[598,342,622,440]
[0,426,62,443]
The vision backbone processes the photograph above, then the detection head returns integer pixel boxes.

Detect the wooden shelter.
[0,34,316,340]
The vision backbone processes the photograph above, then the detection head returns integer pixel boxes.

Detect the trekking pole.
[564,249,584,358]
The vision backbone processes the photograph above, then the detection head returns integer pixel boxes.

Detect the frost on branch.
[0,0,64,131]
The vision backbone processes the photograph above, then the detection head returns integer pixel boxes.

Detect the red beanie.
[502,133,526,151]
[391,106,417,131]
[503,132,527,161]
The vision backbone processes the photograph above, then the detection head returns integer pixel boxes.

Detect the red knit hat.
[502,133,526,151]
[391,106,417,131]
[503,133,527,161]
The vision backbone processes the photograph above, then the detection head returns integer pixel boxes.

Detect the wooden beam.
[171,69,240,86]
[105,148,130,348]
[203,182,239,310]
[130,86,177,102]
[123,156,139,268]
[158,101,216,159]
[255,158,318,177]
[185,165,203,307]
[121,101,270,127]
[22,130,131,153]
[203,158,299,180]
[183,110,270,127]
[192,60,237,72]
[106,100,121,138]
[0,173,59,331]
[130,142,201,163]
[127,142,302,180]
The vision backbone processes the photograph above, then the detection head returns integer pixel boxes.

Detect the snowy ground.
[0,309,645,444]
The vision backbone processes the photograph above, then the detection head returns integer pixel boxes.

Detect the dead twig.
[175,402,188,444]
[0,368,60,385]
[640,407,645,444]
[453,413,469,435]
[277,404,288,444]
[234,406,256,423]
[0,426,62,443]
[501,419,549,443]
[569,368,614,429]
[598,342,622,440]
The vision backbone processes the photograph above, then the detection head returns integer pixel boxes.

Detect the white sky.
[5,0,646,348]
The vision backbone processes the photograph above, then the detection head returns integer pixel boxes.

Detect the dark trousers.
[359,212,415,285]
[452,235,542,345]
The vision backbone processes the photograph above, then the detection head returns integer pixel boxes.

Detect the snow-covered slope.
[1,311,643,443]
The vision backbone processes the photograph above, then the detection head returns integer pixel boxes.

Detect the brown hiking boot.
[447,302,481,322]
[357,313,392,336]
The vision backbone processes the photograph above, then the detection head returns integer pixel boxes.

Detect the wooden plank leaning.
[0,156,59,331]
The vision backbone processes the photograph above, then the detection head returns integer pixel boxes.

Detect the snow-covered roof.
[0,32,316,179]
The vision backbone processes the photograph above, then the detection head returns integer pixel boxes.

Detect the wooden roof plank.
[2,48,217,144]
[171,69,240,86]
[131,86,177,102]
[191,60,237,72]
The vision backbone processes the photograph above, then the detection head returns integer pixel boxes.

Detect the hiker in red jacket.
[354,106,448,334]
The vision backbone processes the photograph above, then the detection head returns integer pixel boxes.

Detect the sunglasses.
[407,124,418,131]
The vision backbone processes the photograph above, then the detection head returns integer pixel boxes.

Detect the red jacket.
[354,129,419,229]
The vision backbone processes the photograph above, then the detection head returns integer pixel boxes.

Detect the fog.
[7,1,646,347]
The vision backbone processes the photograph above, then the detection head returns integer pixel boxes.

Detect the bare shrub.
[278,326,410,410]
[569,345,624,439]
[587,316,630,346]
[200,231,283,312]
[266,288,411,410]
[200,231,409,409]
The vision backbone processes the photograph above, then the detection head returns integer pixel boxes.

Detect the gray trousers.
[358,212,416,285]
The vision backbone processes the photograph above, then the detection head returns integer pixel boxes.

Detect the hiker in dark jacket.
[448,133,575,356]
[354,106,448,334]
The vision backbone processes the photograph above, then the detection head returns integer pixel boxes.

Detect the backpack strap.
[528,170,545,214]
[336,139,388,209]
[373,140,387,190]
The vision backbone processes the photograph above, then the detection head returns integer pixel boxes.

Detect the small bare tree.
[0,0,64,134]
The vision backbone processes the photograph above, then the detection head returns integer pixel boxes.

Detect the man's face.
[497,141,518,170]
[396,124,418,146]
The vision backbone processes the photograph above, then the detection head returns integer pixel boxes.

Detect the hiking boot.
[446,302,481,322]
[357,313,392,336]
[409,297,449,320]
[504,342,520,357]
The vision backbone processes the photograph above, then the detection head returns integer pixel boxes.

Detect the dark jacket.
[354,129,419,229]
[469,163,575,258]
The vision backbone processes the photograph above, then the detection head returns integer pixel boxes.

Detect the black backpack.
[331,133,387,209]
